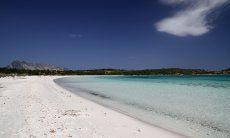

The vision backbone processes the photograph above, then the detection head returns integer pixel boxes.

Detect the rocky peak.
[7,60,64,71]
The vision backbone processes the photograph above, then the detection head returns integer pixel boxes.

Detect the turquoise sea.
[55,75,230,138]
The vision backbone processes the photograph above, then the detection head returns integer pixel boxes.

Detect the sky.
[0,0,230,70]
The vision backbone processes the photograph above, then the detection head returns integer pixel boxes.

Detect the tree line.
[0,68,229,77]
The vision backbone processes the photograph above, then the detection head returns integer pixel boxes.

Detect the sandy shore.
[0,76,183,138]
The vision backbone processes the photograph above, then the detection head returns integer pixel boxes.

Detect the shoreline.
[0,76,184,137]
[54,77,186,137]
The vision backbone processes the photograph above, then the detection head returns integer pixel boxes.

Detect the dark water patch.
[71,87,112,100]
[88,91,111,99]
[56,82,112,100]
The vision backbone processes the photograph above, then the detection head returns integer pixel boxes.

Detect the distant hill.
[7,60,64,71]
[0,60,229,76]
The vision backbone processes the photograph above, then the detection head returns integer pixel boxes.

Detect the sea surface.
[55,75,230,138]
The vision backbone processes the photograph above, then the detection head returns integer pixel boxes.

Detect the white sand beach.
[0,76,183,138]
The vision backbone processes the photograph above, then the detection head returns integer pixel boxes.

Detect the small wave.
[178,82,228,89]
[125,101,230,135]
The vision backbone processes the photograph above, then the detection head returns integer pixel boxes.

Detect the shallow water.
[55,75,230,138]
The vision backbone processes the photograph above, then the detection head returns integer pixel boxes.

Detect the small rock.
[49,129,56,133]
[62,110,81,117]
[29,134,36,138]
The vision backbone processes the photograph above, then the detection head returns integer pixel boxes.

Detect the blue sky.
[0,0,230,70]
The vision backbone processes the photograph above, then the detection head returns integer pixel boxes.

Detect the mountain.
[7,60,64,71]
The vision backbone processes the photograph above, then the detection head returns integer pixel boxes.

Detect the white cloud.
[161,0,186,5]
[69,33,83,39]
[155,0,229,37]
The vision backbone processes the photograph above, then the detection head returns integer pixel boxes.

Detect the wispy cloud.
[160,0,186,5]
[155,0,229,37]
[69,33,83,39]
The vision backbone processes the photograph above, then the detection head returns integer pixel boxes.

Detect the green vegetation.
[0,68,229,77]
